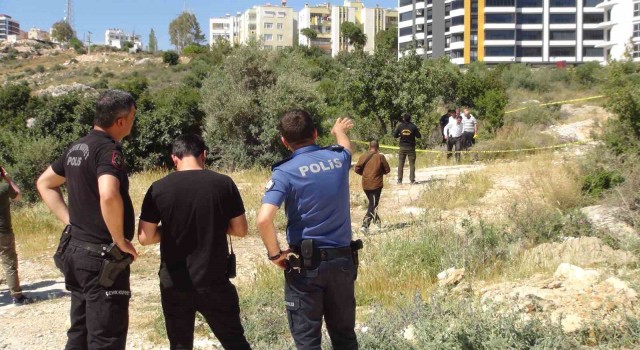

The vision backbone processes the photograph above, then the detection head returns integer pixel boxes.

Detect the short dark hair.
[94,90,136,128]
[402,113,411,122]
[448,109,456,113]
[369,140,379,149]
[172,134,206,159]
[278,110,315,147]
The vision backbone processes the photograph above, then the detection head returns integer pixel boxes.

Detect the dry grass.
[420,173,493,210]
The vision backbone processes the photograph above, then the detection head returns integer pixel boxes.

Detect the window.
[452,33,464,42]
[549,46,575,56]
[517,13,542,24]
[416,24,424,33]
[264,11,275,17]
[399,41,416,51]
[516,46,542,56]
[451,16,465,26]
[264,23,274,29]
[264,45,273,49]
[485,30,515,40]
[277,12,286,17]
[583,47,603,57]
[277,34,284,41]
[486,0,515,6]
[635,2,640,17]
[399,0,413,6]
[451,0,465,9]
[445,35,451,48]
[400,11,413,22]
[486,13,515,23]
[583,30,604,40]
[634,44,640,57]
[416,9,424,18]
[516,30,542,40]
[550,30,576,40]
[519,0,543,6]
[277,23,284,30]
[485,46,514,56]
[583,13,604,23]
[427,9,433,20]
[449,49,464,58]
[263,34,273,41]
[550,13,576,24]
[584,0,602,7]
[549,0,575,6]
[399,26,413,36]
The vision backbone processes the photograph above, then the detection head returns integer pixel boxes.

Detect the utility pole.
[87,31,92,55]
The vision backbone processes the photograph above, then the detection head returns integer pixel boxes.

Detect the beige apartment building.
[330,1,397,56]
[298,3,332,53]
[211,2,297,50]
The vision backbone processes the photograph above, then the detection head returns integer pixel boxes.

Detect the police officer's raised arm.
[37,166,70,225]
[331,117,354,154]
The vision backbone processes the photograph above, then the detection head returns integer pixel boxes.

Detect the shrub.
[51,64,65,71]
[162,51,180,65]
[35,65,46,73]
[475,88,508,133]
[582,168,625,197]
[182,44,209,57]
[112,74,149,100]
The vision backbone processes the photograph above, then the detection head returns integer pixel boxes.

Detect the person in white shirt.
[443,115,464,163]
[461,108,478,150]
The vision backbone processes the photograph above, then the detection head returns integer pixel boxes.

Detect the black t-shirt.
[140,170,245,290]
[440,114,450,129]
[52,130,135,244]
[393,121,422,148]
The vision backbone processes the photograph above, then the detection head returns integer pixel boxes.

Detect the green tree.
[340,22,367,52]
[163,51,180,65]
[148,28,158,53]
[301,28,318,47]
[182,43,209,57]
[169,12,205,53]
[374,27,397,55]
[51,21,74,43]
[121,41,134,51]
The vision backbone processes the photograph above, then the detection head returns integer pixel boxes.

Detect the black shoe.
[13,295,32,305]
[397,180,402,185]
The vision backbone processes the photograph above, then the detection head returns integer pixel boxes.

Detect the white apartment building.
[595,0,640,61]
[210,13,241,45]
[28,27,50,41]
[104,28,143,51]
[298,3,333,53]
[0,14,20,42]
[398,0,607,65]
[210,3,297,50]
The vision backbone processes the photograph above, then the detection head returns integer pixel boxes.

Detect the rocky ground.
[1,105,638,349]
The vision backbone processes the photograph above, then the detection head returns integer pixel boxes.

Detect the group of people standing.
[440,107,479,162]
[26,90,361,350]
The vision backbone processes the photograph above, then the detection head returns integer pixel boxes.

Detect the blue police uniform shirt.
[262,144,352,248]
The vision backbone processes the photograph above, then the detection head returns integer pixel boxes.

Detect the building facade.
[398,0,607,64]
[0,14,20,42]
[298,3,333,53]
[28,27,50,41]
[104,28,143,51]
[210,3,297,50]
[596,0,640,61]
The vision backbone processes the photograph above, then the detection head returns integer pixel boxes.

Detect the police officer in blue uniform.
[37,90,138,350]
[257,110,359,350]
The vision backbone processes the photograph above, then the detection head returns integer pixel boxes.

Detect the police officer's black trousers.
[63,244,130,350]
[397,148,416,183]
[160,282,251,350]
[285,256,358,350]
[362,188,382,228]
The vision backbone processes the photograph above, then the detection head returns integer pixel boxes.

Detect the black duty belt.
[318,247,352,261]
[69,237,110,256]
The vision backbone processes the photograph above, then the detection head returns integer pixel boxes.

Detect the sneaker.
[13,295,32,306]
[359,226,369,234]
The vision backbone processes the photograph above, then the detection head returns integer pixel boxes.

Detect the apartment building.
[298,3,332,53]
[28,27,50,41]
[330,0,398,55]
[596,0,640,61]
[0,14,20,42]
[210,13,241,45]
[210,2,297,50]
[398,0,607,65]
[104,29,143,51]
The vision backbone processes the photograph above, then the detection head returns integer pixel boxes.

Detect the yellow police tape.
[353,94,604,155]
[353,140,587,154]
[504,95,605,114]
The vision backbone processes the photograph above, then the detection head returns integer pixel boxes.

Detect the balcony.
[596,0,617,9]
[594,40,615,48]
[595,20,616,29]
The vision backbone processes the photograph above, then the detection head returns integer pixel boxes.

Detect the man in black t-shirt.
[138,134,251,350]
[393,112,422,184]
[37,90,138,349]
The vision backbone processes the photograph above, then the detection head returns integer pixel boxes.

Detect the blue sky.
[1,0,396,50]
